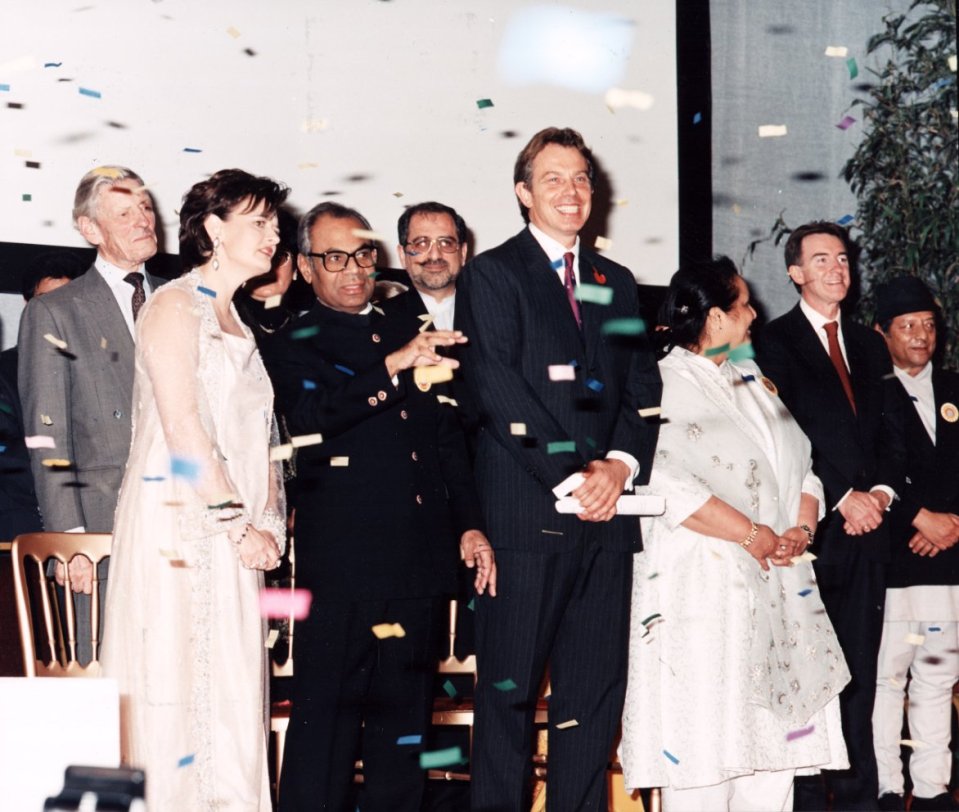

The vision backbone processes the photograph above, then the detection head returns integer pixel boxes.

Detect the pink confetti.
[259,587,312,620]
[835,115,856,130]
[786,724,815,741]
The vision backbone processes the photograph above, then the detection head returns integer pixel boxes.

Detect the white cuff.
[606,450,639,491]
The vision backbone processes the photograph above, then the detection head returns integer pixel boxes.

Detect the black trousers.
[795,551,886,811]
[471,543,632,812]
[279,595,441,812]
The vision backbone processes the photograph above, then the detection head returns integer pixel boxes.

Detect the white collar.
[528,223,580,263]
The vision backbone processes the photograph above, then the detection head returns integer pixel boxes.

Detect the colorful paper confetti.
[600,318,646,336]
[170,456,200,481]
[290,433,323,448]
[302,379,317,390]
[846,57,858,79]
[547,440,576,454]
[291,325,320,340]
[548,364,576,381]
[24,435,55,449]
[555,719,579,729]
[693,111,702,124]
[197,285,216,298]
[584,378,604,393]
[397,734,422,746]
[638,407,662,418]
[265,629,279,649]
[574,284,613,305]
[259,588,312,620]
[183,147,203,153]
[786,724,815,742]
[177,753,195,768]
[371,622,406,639]
[663,749,680,764]
[824,46,848,57]
[442,679,457,698]
[837,214,855,226]
[476,98,494,109]
[836,115,856,130]
[493,678,518,692]
[509,422,527,435]
[419,746,464,769]
[78,87,101,99]
[333,364,355,376]
[43,333,67,350]
[758,124,788,138]
[905,633,925,646]
[330,456,349,467]
[798,588,813,597]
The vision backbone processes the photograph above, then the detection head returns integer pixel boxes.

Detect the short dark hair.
[513,127,596,222]
[179,169,289,269]
[397,202,467,246]
[783,221,852,270]
[298,202,372,256]
[659,256,742,352]
[21,251,86,301]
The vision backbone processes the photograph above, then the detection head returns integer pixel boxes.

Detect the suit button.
[371,333,381,343]
[415,494,423,505]
[113,409,122,419]
[368,396,378,407]
[400,409,409,420]
[377,390,387,401]
[411,451,418,461]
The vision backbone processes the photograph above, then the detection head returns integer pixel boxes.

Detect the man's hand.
[460,529,496,596]
[573,459,629,522]
[384,330,467,378]
[840,490,886,536]
[54,555,94,594]
[908,531,942,557]
[911,508,959,551]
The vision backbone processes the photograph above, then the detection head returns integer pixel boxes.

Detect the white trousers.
[872,619,959,798]
[661,770,794,812]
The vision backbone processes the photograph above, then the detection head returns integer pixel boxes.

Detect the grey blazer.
[17,264,165,533]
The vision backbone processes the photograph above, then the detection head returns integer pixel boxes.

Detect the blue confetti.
[302,379,317,390]
[798,588,813,597]
[693,111,702,124]
[397,734,422,745]
[78,87,101,99]
[170,456,200,481]
[142,475,166,482]
[197,285,216,298]
[569,359,579,368]
[836,214,854,226]
[663,749,680,765]
[44,62,63,68]
[0,84,9,92]
[0,444,6,454]
[334,364,355,376]
[741,374,756,383]
[177,753,195,768]
[929,626,942,632]
[585,378,604,393]
[183,147,202,153]
[550,257,564,270]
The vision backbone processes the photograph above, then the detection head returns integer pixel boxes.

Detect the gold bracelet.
[740,521,759,549]
[799,523,815,545]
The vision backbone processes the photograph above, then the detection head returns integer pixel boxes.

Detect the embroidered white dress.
[620,348,849,791]
[101,271,286,810]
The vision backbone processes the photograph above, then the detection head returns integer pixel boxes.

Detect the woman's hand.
[779,526,812,560]
[233,525,282,570]
[743,525,793,571]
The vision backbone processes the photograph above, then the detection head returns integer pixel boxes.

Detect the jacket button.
[377,390,387,401]
[411,451,418,461]
[371,333,381,343]
[400,409,409,420]
[368,396,378,407]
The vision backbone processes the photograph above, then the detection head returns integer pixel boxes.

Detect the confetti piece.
[43,333,67,350]
[170,456,200,481]
[25,435,55,449]
[786,724,815,741]
[727,343,756,362]
[547,440,576,455]
[693,111,702,124]
[291,325,320,340]
[824,46,848,57]
[270,444,293,461]
[182,147,202,153]
[928,626,942,632]
[705,343,730,357]
[555,719,579,729]
[510,422,527,436]
[78,87,101,99]
[600,318,646,336]
[330,456,349,467]
[442,679,457,698]
[541,529,564,536]
[226,25,241,38]
[493,678,518,692]
[40,414,53,426]
[350,228,384,241]
[301,118,330,132]
[158,548,179,560]
[265,629,279,649]
[417,314,435,333]
[333,364,355,376]
[436,395,458,407]
[585,378,604,393]
[259,588,312,620]
[640,613,663,627]
[476,98,494,109]
[467,598,475,611]
[263,294,282,310]
[14,148,31,157]
[420,746,464,769]
[662,749,680,764]
[42,458,71,468]
[302,379,317,390]
[22,193,31,202]
[949,55,957,71]
[758,124,788,138]
[177,754,195,768]
[142,475,165,482]
[197,285,216,298]
[290,433,323,448]
[836,115,856,130]
[24,160,40,169]
[371,622,406,639]
[0,84,8,92]
[900,738,925,749]
[574,284,613,305]
[397,734,422,745]
[414,365,454,386]
[846,57,858,79]
[298,162,321,170]
[798,588,813,597]
[0,402,11,415]
[648,572,660,580]
[905,633,925,646]
[393,191,404,197]
[604,87,654,111]
[836,214,854,226]
[638,407,662,418]
[548,364,576,381]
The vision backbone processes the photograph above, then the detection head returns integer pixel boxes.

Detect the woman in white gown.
[101,169,289,810]
[620,257,850,811]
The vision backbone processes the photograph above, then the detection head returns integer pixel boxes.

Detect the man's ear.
[297,253,314,285]
[514,181,532,209]
[786,265,804,287]
[77,216,102,247]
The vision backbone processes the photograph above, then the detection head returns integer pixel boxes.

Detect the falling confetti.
[728,343,756,362]
[371,622,406,639]
[270,444,293,461]
[170,456,200,481]
[836,214,854,226]
[601,318,646,336]
[548,364,576,381]
[638,407,662,418]
[585,378,604,393]
[397,735,422,745]
[333,364,355,376]
[662,749,680,764]
[78,87,101,99]
[290,433,323,448]
[264,294,282,310]
[758,124,788,138]
[265,629,279,649]
[177,754,195,768]
[510,423,527,435]
[835,115,856,130]
[183,147,202,153]
[350,227,384,241]
[905,633,925,646]
[604,87,654,111]
[846,57,858,79]
[41,458,71,467]
[291,325,320,340]
[476,98,494,109]
[226,25,241,38]
[574,284,613,306]
[824,46,848,57]
[900,738,925,749]
[693,111,702,124]
[25,435,56,449]
[197,285,216,298]
[798,588,813,597]
[442,679,457,698]
[493,678,518,691]
[43,333,68,350]
[555,719,579,729]
[547,441,576,454]
[330,456,349,467]
[786,724,815,741]
[419,746,464,769]
[259,587,312,620]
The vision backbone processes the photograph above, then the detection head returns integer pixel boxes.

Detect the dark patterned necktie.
[563,252,581,329]
[124,272,146,322]
[824,321,856,413]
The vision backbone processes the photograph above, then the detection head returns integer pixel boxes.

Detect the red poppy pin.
[592,265,607,285]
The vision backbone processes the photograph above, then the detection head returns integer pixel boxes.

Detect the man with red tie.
[757,221,906,811]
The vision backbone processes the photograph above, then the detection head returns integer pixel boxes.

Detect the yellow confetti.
[270,444,293,462]
[43,333,67,349]
[414,365,454,386]
[14,148,32,158]
[265,629,279,649]
[417,314,435,333]
[90,167,122,179]
[330,456,349,467]
[555,719,579,729]
[905,632,925,646]
[604,87,654,111]
[637,407,662,417]
[290,433,323,448]
[41,458,71,467]
[614,199,629,207]
[226,25,241,38]
[824,46,848,57]
[948,55,957,71]
[297,162,321,170]
[264,294,282,310]
[350,228,384,241]
[791,551,818,564]
[594,236,613,251]
[100,337,108,349]
[758,124,788,138]
[40,414,53,425]
[436,395,458,407]
[900,738,925,749]
[301,119,330,133]
[371,622,406,639]
[510,422,527,436]
[158,548,179,559]
[393,191,404,198]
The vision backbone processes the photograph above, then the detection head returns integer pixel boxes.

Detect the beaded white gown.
[620,348,849,792]
[101,271,286,810]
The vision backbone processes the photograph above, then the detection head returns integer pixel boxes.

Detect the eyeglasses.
[405,236,460,255]
[307,246,376,273]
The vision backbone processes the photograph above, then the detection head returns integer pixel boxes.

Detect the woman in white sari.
[620,257,849,811]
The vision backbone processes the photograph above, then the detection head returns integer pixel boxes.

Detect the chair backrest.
[436,598,477,677]
[11,532,112,677]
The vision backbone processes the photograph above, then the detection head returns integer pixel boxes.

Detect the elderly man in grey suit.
[18,166,161,645]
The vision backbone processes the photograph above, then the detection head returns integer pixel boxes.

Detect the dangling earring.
[212,236,220,271]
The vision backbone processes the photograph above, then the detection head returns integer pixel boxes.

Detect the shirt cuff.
[870,485,896,510]
[606,450,639,491]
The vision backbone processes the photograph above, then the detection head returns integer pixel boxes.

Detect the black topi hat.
[874,276,938,325]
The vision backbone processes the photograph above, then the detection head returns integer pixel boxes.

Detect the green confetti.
[640,612,663,627]
[467,598,475,611]
[290,325,320,340]
[442,679,457,698]
[21,193,32,202]
[648,571,660,580]
[574,284,614,305]
[600,317,646,336]
[0,400,13,415]
[476,98,494,109]
[419,746,465,769]
[704,342,730,357]
[493,678,518,692]
[728,343,756,362]
[846,57,858,79]
[547,440,576,454]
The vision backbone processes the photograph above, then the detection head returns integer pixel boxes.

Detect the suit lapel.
[933,369,959,461]
[72,268,135,387]
[578,249,607,368]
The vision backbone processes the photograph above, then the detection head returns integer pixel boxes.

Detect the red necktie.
[563,252,581,329]
[824,321,856,413]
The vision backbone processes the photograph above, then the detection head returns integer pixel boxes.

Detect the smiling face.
[398,212,467,299]
[299,215,376,313]
[880,310,937,376]
[78,179,158,270]
[788,233,851,316]
[515,143,592,247]
[207,199,280,282]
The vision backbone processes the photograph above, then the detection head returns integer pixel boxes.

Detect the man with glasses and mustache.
[261,202,495,811]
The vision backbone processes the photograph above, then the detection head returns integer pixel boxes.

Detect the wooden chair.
[11,532,111,677]
[269,535,295,805]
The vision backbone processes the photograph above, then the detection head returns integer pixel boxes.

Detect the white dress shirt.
[417,290,456,332]
[894,361,936,444]
[95,256,151,337]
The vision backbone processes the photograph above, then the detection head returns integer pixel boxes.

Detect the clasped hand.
[236,527,282,570]
[572,459,629,522]
[840,490,888,536]
[907,510,959,558]
[744,525,809,571]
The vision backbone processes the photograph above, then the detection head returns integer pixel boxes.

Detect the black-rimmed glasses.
[307,246,376,273]
[405,236,460,255]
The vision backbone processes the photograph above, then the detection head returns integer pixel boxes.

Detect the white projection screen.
[0,0,679,347]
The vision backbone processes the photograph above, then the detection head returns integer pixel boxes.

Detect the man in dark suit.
[756,221,905,810]
[870,277,959,812]
[261,202,495,811]
[456,127,662,812]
